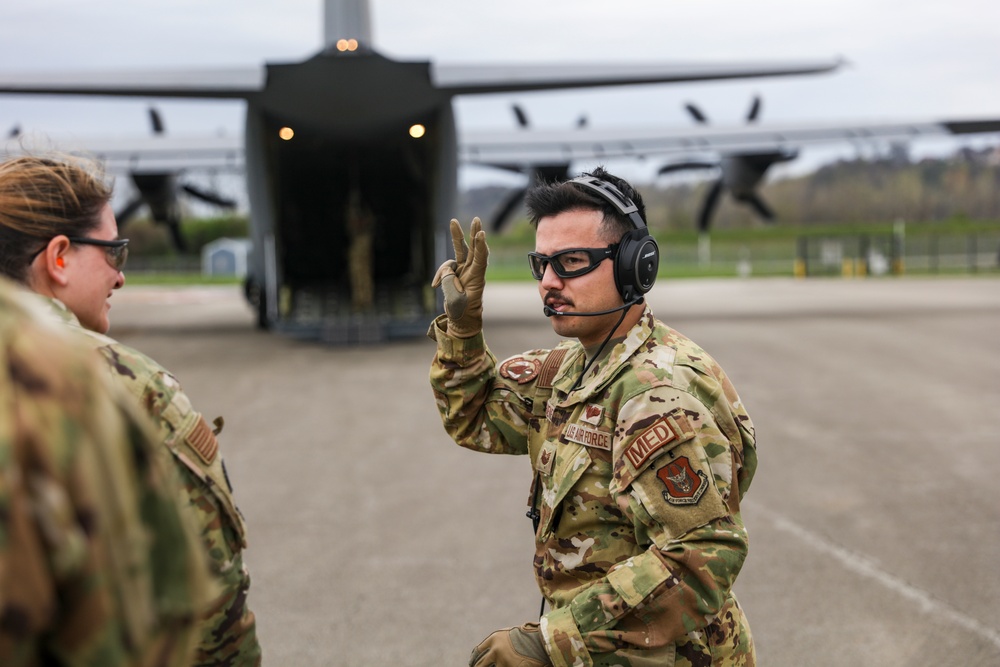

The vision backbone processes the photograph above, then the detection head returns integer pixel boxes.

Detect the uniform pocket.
[537,444,592,540]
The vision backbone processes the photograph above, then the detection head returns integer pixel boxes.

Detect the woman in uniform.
[0,154,262,667]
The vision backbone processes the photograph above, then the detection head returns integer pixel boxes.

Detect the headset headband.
[566,175,658,302]
[568,176,647,231]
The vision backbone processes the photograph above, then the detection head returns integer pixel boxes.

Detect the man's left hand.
[431,217,489,338]
[469,623,551,667]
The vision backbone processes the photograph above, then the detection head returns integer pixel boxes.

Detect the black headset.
[568,176,659,303]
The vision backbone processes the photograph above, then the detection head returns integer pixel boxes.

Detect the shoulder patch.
[615,409,696,490]
[499,357,541,384]
[186,415,219,464]
[625,416,681,469]
[657,456,708,505]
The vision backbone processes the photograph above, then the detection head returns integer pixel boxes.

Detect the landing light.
[279,127,294,141]
[336,38,359,52]
[409,124,426,139]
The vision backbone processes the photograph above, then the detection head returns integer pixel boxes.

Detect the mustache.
[544,291,574,307]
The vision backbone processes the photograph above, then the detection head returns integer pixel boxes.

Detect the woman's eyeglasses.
[527,245,616,280]
[66,237,130,271]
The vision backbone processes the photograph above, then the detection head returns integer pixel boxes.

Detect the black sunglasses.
[66,236,130,271]
[527,245,617,280]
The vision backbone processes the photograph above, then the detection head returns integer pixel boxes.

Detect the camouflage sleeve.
[98,345,262,666]
[0,306,210,667]
[428,315,536,455]
[175,462,260,667]
[540,387,751,666]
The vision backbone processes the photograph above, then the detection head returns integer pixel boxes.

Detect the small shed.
[202,237,251,278]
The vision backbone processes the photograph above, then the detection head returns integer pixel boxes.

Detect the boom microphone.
[543,295,643,318]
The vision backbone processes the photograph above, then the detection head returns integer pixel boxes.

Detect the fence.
[795,231,1000,277]
[127,229,1000,281]
[488,229,1000,280]
[125,255,202,274]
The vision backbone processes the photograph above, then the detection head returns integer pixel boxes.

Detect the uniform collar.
[29,292,86,330]
[550,305,657,402]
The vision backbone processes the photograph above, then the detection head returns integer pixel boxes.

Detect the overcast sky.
[2,0,999,186]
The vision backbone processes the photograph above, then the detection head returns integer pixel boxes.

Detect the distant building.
[202,238,251,278]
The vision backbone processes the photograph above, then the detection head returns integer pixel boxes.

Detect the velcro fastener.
[606,550,671,608]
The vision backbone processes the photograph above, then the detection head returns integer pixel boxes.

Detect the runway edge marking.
[746,500,1000,651]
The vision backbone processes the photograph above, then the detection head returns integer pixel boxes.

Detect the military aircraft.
[113,108,239,252]
[656,96,796,234]
[0,0,852,341]
[464,109,1000,232]
[4,0,999,341]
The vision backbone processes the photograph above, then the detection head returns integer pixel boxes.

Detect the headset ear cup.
[613,242,629,302]
[635,237,659,293]
[614,230,659,302]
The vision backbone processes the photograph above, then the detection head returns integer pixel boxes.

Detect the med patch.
[617,410,695,489]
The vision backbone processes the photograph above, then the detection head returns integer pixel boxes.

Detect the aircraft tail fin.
[324,0,373,52]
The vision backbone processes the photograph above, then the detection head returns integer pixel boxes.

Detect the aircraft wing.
[2,134,245,172]
[459,118,1000,166]
[0,57,842,99]
[0,67,265,98]
[433,58,843,94]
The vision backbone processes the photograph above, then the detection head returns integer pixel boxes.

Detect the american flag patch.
[186,416,218,464]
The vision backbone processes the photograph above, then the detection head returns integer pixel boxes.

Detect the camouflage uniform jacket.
[0,279,211,666]
[38,296,262,667]
[430,307,758,667]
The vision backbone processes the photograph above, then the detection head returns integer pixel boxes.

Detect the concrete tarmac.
[109,277,1000,666]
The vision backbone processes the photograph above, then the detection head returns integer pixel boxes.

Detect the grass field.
[125,221,1000,284]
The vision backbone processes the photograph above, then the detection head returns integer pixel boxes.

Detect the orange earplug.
[56,257,65,268]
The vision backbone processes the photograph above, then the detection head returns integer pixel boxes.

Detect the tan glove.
[469,623,550,667]
[431,217,489,338]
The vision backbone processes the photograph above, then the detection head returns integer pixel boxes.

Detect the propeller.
[485,105,577,231]
[698,180,725,234]
[148,106,165,135]
[115,107,238,251]
[512,104,530,129]
[660,95,793,232]
[181,183,237,209]
[684,103,709,124]
[657,160,717,175]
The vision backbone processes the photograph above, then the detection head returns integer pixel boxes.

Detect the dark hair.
[0,155,112,283]
[524,166,646,243]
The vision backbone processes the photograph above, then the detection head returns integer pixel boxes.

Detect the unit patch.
[580,403,604,425]
[624,417,679,470]
[657,456,707,505]
[564,423,611,451]
[499,357,540,384]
